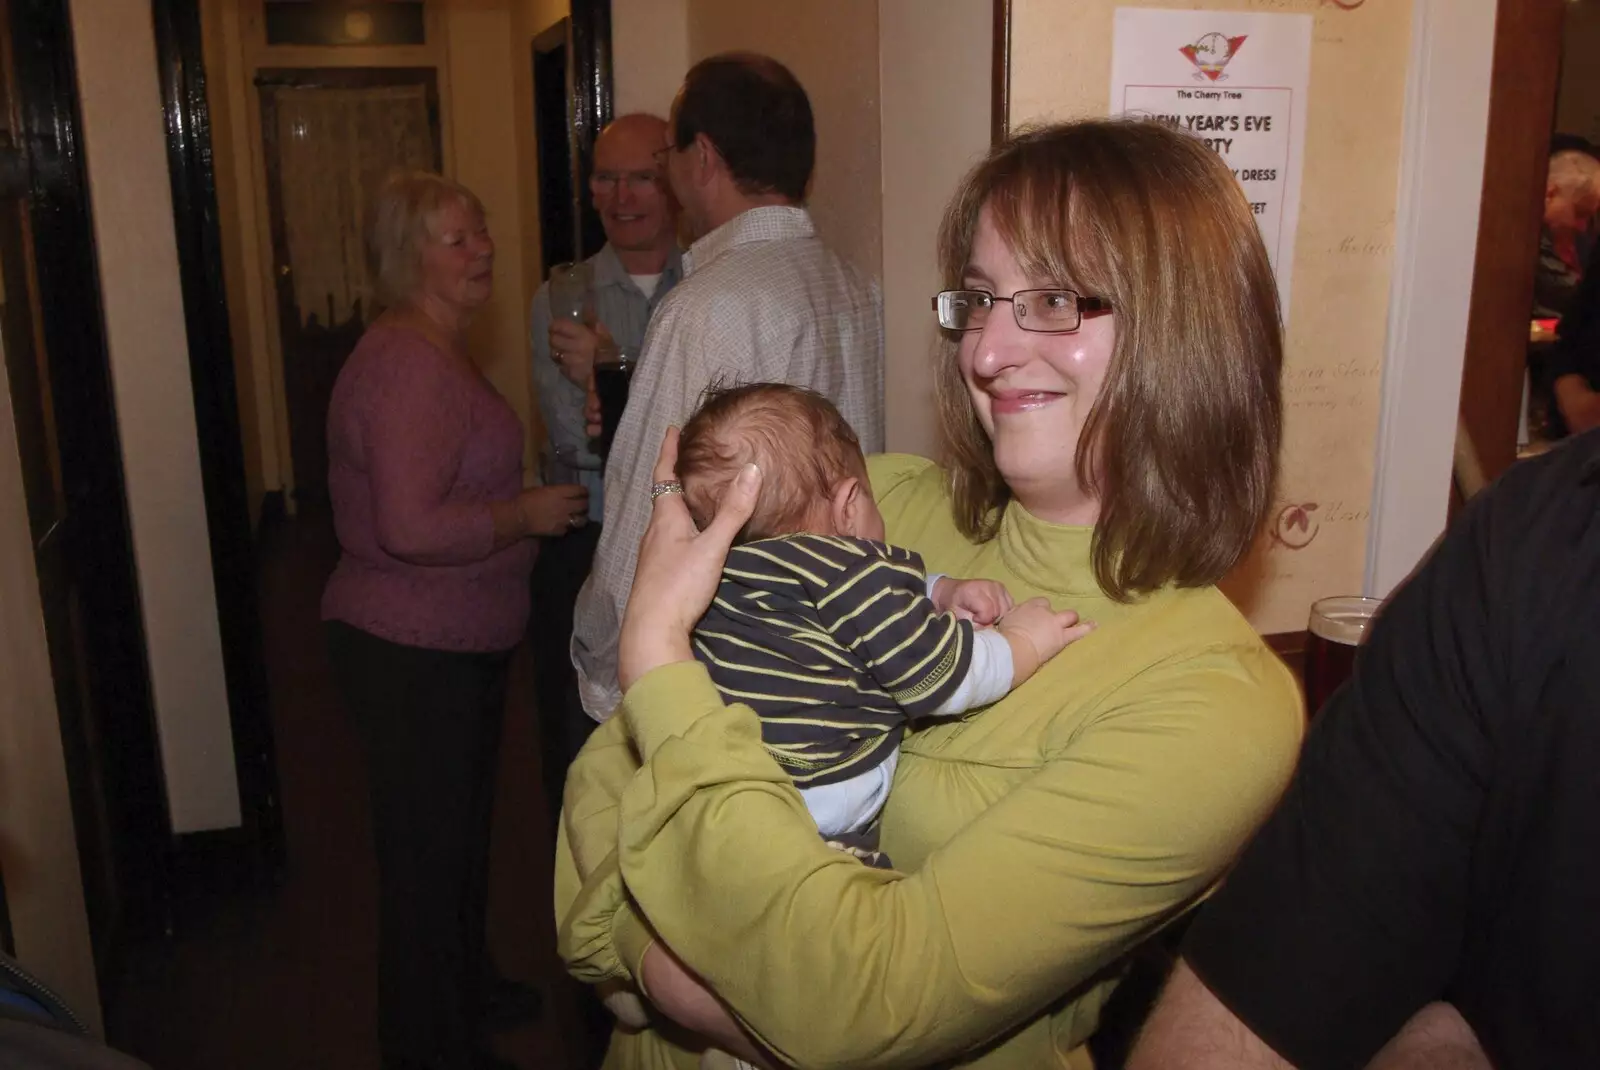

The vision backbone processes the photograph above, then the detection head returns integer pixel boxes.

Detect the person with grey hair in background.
[323,171,585,1070]
[1532,146,1599,319]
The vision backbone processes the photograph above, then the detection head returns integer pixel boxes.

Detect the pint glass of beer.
[1303,596,1381,717]
[593,348,636,459]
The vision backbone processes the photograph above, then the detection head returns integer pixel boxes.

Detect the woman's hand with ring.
[516,483,590,537]
[618,427,762,691]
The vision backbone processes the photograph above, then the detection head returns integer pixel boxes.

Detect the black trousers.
[325,622,510,1068]
[528,522,604,830]
[526,524,613,1069]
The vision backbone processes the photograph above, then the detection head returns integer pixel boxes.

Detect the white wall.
[686,0,885,285]
[1365,0,1496,596]
[446,8,538,432]
[70,0,241,833]
[879,0,992,459]
[612,0,688,116]
[610,0,987,455]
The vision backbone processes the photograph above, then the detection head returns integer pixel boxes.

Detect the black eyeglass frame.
[931,288,1114,334]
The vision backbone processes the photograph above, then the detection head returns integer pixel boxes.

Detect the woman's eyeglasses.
[932,289,1112,333]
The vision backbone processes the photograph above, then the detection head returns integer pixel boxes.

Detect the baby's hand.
[933,577,1014,625]
[996,597,1094,683]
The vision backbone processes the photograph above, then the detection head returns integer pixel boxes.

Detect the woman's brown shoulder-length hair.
[934,118,1283,601]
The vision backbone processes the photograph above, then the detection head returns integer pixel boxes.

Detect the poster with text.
[1110,8,1312,313]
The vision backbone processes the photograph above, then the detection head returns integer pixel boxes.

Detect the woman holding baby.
[555,118,1304,1068]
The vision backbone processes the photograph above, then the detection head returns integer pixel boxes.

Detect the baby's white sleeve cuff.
[928,627,1014,717]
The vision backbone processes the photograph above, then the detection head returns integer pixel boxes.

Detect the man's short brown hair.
[935,118,1283,601]
[673,53,814,202]
[677,382,867,540]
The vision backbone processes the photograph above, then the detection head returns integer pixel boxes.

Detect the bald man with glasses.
[528,112,684,832]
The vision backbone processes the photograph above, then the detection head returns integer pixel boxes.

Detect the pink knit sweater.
[321,325,534,652]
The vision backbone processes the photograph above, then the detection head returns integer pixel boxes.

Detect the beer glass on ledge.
[1302,596,1381,717]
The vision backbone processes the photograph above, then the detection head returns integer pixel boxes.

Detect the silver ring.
[568,513,582,528]
[552,349,563,363]
[650,480,684,502]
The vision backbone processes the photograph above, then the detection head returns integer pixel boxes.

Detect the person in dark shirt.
[1543,240,1600,437]
[1128,431,1600,1070]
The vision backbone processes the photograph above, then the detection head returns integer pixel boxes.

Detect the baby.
[676,382,1091,867]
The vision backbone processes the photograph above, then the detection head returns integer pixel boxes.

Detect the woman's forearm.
[641,944,777,1067]
[614,654,1301,1067]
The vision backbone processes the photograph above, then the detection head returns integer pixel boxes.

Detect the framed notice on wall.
[1110,8,1312,314]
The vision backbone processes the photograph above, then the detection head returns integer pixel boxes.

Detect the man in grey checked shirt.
[529,113,683,821]
[571,52,885,722]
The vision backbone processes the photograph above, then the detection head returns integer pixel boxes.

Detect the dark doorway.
[533,21,579,272]
[0,0,166,999]
[532,2,612,274]
[255,66,442,505]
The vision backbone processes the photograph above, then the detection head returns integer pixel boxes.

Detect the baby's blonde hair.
[677,382,868,540]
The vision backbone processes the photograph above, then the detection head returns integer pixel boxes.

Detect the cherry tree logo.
[1271,502,1320,550]
[1180,32,1248,81]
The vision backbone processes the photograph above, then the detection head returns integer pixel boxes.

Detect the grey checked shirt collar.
[682,204,816,276]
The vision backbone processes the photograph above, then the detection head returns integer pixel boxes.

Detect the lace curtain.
[272,84,436,329]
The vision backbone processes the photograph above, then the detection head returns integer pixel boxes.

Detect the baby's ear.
[828,476,862,535]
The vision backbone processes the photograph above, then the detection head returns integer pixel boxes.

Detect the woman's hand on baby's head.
[938,578,1015,626]
[618,427,763,692]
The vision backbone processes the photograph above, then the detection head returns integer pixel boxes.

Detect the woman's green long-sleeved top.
[555,455,1304,1068]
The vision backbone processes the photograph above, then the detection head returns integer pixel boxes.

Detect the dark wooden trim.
[1457,0,1564,483]
[991,0,1011,144]
[262,0,425,48]
[166,827,281,899]
[152,0,285,878]
[569,0,612,259]
[532,19,565,54]
[5,0,166,985]
[258,488,287,531]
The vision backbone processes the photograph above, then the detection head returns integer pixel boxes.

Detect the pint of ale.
[1302,596,1382,717]
[593,351,635,459]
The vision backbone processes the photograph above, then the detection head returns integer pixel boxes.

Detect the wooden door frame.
[1,0,165,996]
[531,1,613,267]
[1454,0,1566,485]
[1364,0,1504,595]
[152,0,285,882]
[569,0,613,260]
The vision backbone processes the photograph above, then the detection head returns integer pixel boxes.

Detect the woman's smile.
[984,386,1066,415]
